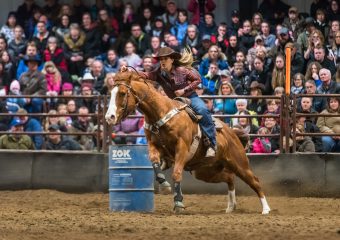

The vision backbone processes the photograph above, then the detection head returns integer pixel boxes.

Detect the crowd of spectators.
[0,0,339,153]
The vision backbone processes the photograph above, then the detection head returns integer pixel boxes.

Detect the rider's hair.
[174,47,194,69]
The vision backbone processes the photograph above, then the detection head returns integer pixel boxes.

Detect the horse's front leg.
[172,139,188,213]
[148,142,171,194]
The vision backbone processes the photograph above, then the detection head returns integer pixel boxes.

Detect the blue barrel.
[109,145,154,212]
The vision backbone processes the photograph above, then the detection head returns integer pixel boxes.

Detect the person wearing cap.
[19,54,46,114]
[282,6,305,41]
[0,118,34,150]
[268,26,293,59]
[45,124,82,151]
[230,10,241,36]
[17,108,44,150]
[161,0,178,29]
[187,0,216,25]
[125,46,217,157]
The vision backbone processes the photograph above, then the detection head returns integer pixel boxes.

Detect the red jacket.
[43,48,68,72]
[187,0,216,25]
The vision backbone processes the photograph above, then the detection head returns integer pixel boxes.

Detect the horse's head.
[105,71,142,125]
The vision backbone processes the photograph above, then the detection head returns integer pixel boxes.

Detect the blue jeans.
[189,95,216,147]
[321,136,340,152]
[25,98,44,113]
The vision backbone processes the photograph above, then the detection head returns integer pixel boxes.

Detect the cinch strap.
[144,108,180,132]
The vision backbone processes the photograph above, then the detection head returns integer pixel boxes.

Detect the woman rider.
[123,46,217,157]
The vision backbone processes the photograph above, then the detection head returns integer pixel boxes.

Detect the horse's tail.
[231,124,250,149]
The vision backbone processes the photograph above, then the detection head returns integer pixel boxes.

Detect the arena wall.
[0,150,339,197]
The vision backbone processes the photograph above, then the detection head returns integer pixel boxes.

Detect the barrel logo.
[112,149,131,159]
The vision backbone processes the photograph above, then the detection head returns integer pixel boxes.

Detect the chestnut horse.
[105,71,271,214]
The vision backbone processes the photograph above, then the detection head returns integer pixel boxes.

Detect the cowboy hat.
[154,47,181,60]
[250,81,265,91]
[24,54,42,65]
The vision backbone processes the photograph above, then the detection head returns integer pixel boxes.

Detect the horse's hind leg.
[226,159,270,214]
[194,165,237,213]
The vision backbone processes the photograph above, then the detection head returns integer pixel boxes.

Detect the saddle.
[174,97,223,131]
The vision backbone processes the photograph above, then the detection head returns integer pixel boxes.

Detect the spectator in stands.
[161,0,178,29]
[19,55,46,113]
[258,0,290,26]
[247,36,266,67]
[17,108,43,150]
[16,42,43,80]
[43,0,61,24]
[63,23,86,77]
[44,36,68,74]
[68,106,95,150]
[25,7,42,39]
[100,72,116,95]
[327,20,340,47]
[268,27,293,60]
[305,61,322,87]
[263,115,280,153]
[229,9,241,36]
[226,35,246,67]
[238,20,255,51]
[0,37,8,57]
[251,127,272,153]
[196,34,212,61]
[90,0,111,21]
[57,82,74,106]
[57,4,75,23]
[121,41,143,70]
[103,49,119,73]
[304,79,326,113]
[66,99,78,121]
[304,29,325,61]
[32,21,51,55]
[214,81,237,125]
[329,30,340,66]
[141,55,154,72]
[139,7,154,36]
[0,118,34,150]
[167,34,182,52]
[282,6,304,42]
[313,47,337,76]
[6,80,27,113]
[202,62,221,95]
[261,98,280,126]
[16,0,40,29]
[232,99,257,127]
[187,0,216,25]
[298,96,319,124]
[327,0,340,22]
[128,23,151,57]
[45,124,82,150]
[145,36,161,60]
[315,9,329,38]
[199,44,228,76]
[8,25,27,65]
[318,68,340,94]
[289,123,316,152]
[0,12,20,43]
[170,9,189,46]
[248,81,267,118]
[90,60,106,92]
[52,14,70,44]
[82,12,101,59]
[260,21,276,50]
[0,61,11,95]
[232,61,251,95]
[199,12,217,37]
[271,54,286,91]
[97,8,119,51]
[44,109,68,132]
[210,22,229,53]
[317,97,340,152]
[0,51,14,82]
[121,2,137,32]
[251,12,263,36]
[72,0,89,24]
[291,73,305,95]
[249,57,272,95]
[113,110,142,145]
[77,80,98,113]
[42,61,62,109]
[285,42,304,77]
[57,103,73,129]
[296,115,323,152]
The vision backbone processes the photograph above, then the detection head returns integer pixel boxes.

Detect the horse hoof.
[225,204,236,213]
[173,201,185,214]
[159,181,172,195]
[262,208,271,215]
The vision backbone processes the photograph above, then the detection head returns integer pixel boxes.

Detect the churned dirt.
[0,190,339,240]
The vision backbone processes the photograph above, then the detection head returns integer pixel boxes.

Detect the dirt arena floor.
[0,190,339,240]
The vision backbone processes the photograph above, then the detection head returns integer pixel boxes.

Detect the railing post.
[292,95,297,153]
[103,95,109,153]
[96,95,101,152]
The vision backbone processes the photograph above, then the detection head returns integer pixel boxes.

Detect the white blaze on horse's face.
[105,86,119,125]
